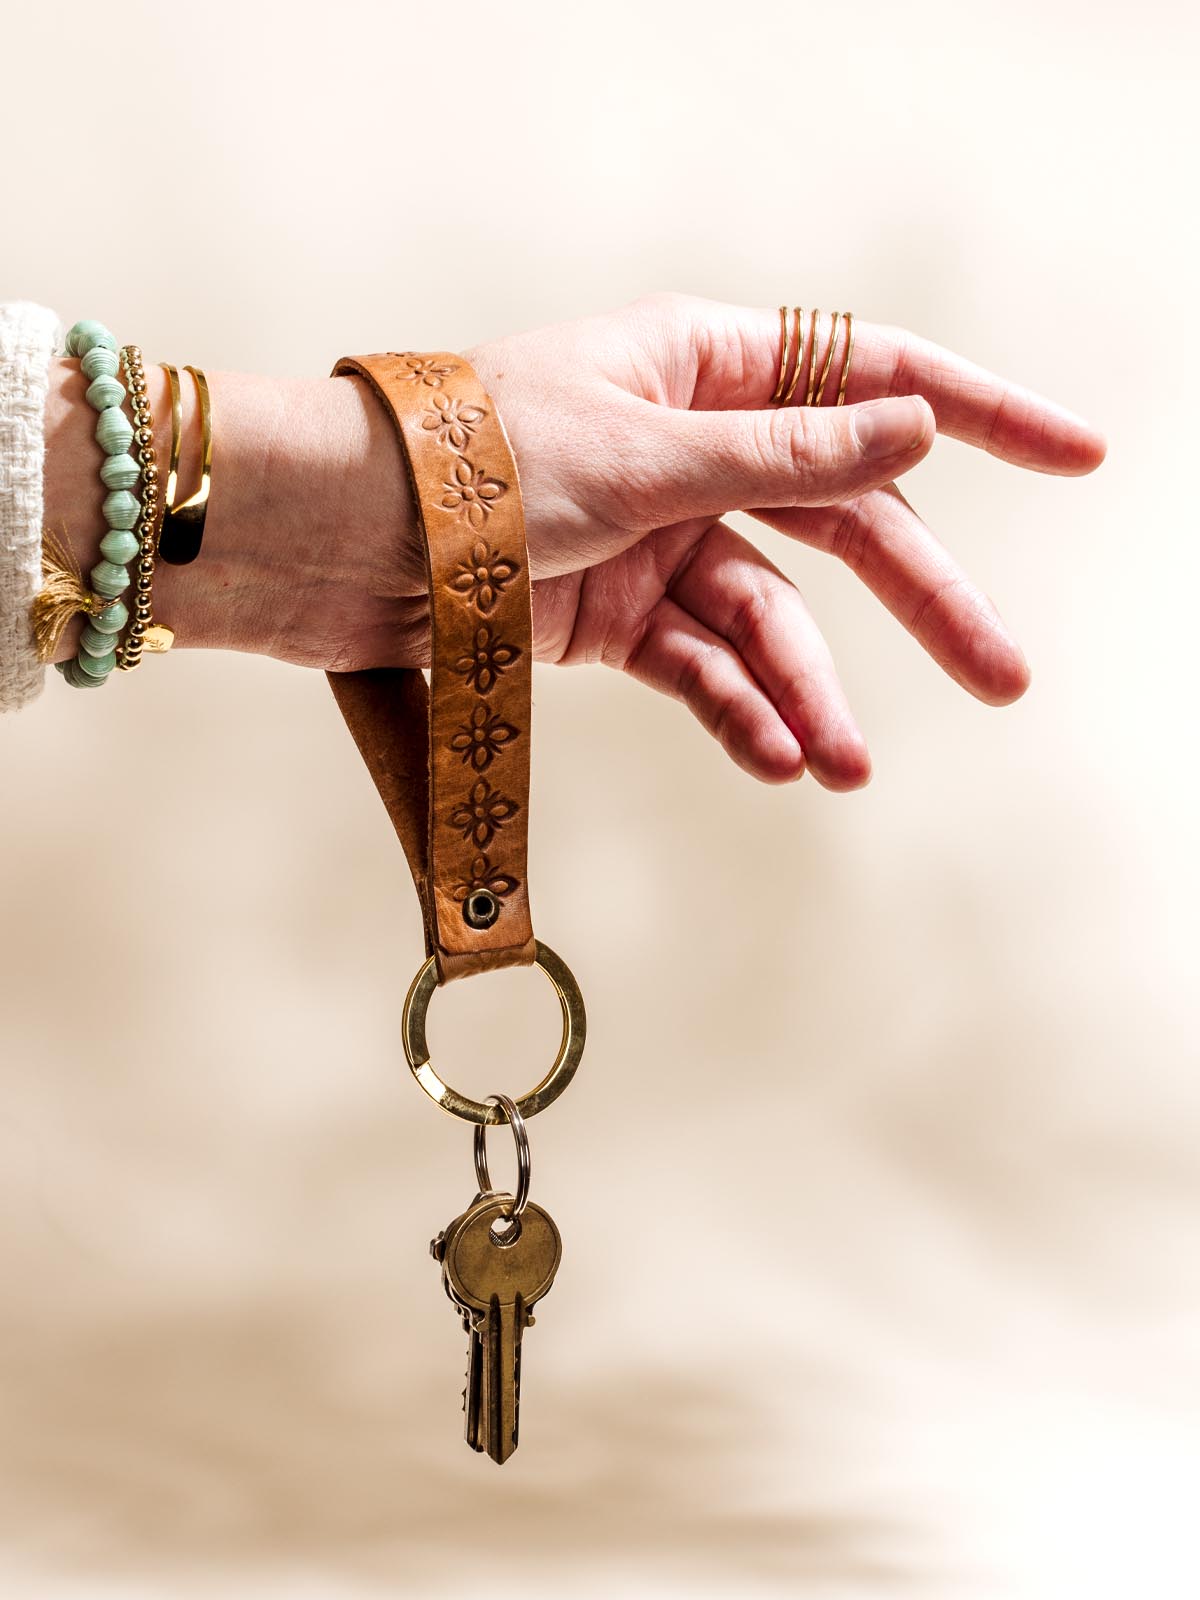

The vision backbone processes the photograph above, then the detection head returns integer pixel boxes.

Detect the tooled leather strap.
[324,351,536,984]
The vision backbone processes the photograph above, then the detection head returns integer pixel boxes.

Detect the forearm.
[42,359,421,667]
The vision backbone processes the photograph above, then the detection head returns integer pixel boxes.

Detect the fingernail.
[853,397,928,460]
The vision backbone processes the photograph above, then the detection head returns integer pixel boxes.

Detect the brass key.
[431,1191,497,1454]
[441,1194,562,1464]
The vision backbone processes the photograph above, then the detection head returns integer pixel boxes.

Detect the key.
[432,1193,517,1455]
[446,1196,561,1464]
[431,1192,498,1453]
[441,1193,562,1464]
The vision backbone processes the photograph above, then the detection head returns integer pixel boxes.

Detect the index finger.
[677,295,1107,477]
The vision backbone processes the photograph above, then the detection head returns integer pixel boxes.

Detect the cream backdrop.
[1,2,1195,1596]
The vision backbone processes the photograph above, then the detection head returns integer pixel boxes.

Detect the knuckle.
[908,574,972,650]
[888,326,921,396]
[981,389,1013,455]
[781,407,837,485]
[824,500,871,571]
[638,288,693,316]
[773,679,814,739]
[743,407,835,499]
[709,689,737,754]
[674,638,714,711]
[748,407,793,480]
[620,606,657,676]
[627,289,694,330]
[724,582,772,659]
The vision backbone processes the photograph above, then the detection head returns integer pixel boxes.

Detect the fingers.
[624,392,936,529]
[661,293,1107,476]
[750,485,1031,706]
[622,589,809,785]
[615,520,870,788]
[664,521,872,790]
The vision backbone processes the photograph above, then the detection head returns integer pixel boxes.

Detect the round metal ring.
[401,939,586,1125]
[473,1094,531,1220]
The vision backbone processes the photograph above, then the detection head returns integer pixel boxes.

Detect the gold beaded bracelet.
[115,345,174,668]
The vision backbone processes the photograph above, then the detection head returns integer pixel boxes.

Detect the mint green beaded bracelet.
[54,318,140,691]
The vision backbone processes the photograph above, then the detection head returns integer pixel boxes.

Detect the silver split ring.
[473,1093,531,1220]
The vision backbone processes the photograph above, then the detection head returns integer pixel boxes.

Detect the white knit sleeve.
[0,301,62,713]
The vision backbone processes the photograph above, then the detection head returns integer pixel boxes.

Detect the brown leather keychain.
[324,350,584,1463]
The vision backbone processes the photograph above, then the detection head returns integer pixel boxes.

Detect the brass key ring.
[402,939,586,1125]
[473,1094,531,1221]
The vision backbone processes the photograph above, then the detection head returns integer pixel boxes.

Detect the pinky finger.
[623,594,806,784]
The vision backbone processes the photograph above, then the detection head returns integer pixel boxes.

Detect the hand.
[46,295,1103,787]
[386,292,1105,786]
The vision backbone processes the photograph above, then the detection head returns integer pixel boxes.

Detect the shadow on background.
[0,1296,930,1593]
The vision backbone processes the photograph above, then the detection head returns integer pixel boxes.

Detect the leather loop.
[325,351,536,983]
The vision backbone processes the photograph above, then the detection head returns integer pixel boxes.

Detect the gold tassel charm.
[31,526,108,664]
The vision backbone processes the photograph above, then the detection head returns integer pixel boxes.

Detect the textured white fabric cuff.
[0,301,62,713]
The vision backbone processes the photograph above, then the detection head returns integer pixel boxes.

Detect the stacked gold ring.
[769,307,854,408]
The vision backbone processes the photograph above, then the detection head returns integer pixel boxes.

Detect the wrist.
[43,360,423,668]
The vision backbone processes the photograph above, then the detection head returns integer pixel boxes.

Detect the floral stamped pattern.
[451,852,518,905]
[450,702,519,771]
[440,457,508,530]
[451,624,522,695]
[396,353,459,389]
[447,778,519,850]
[421,393,486,451]
[447,540,519,615]
[411,360,528,909]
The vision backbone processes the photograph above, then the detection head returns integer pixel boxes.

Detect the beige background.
[1,1,1196,1595]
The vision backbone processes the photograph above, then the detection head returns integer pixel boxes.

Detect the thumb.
[650,395,936,522]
